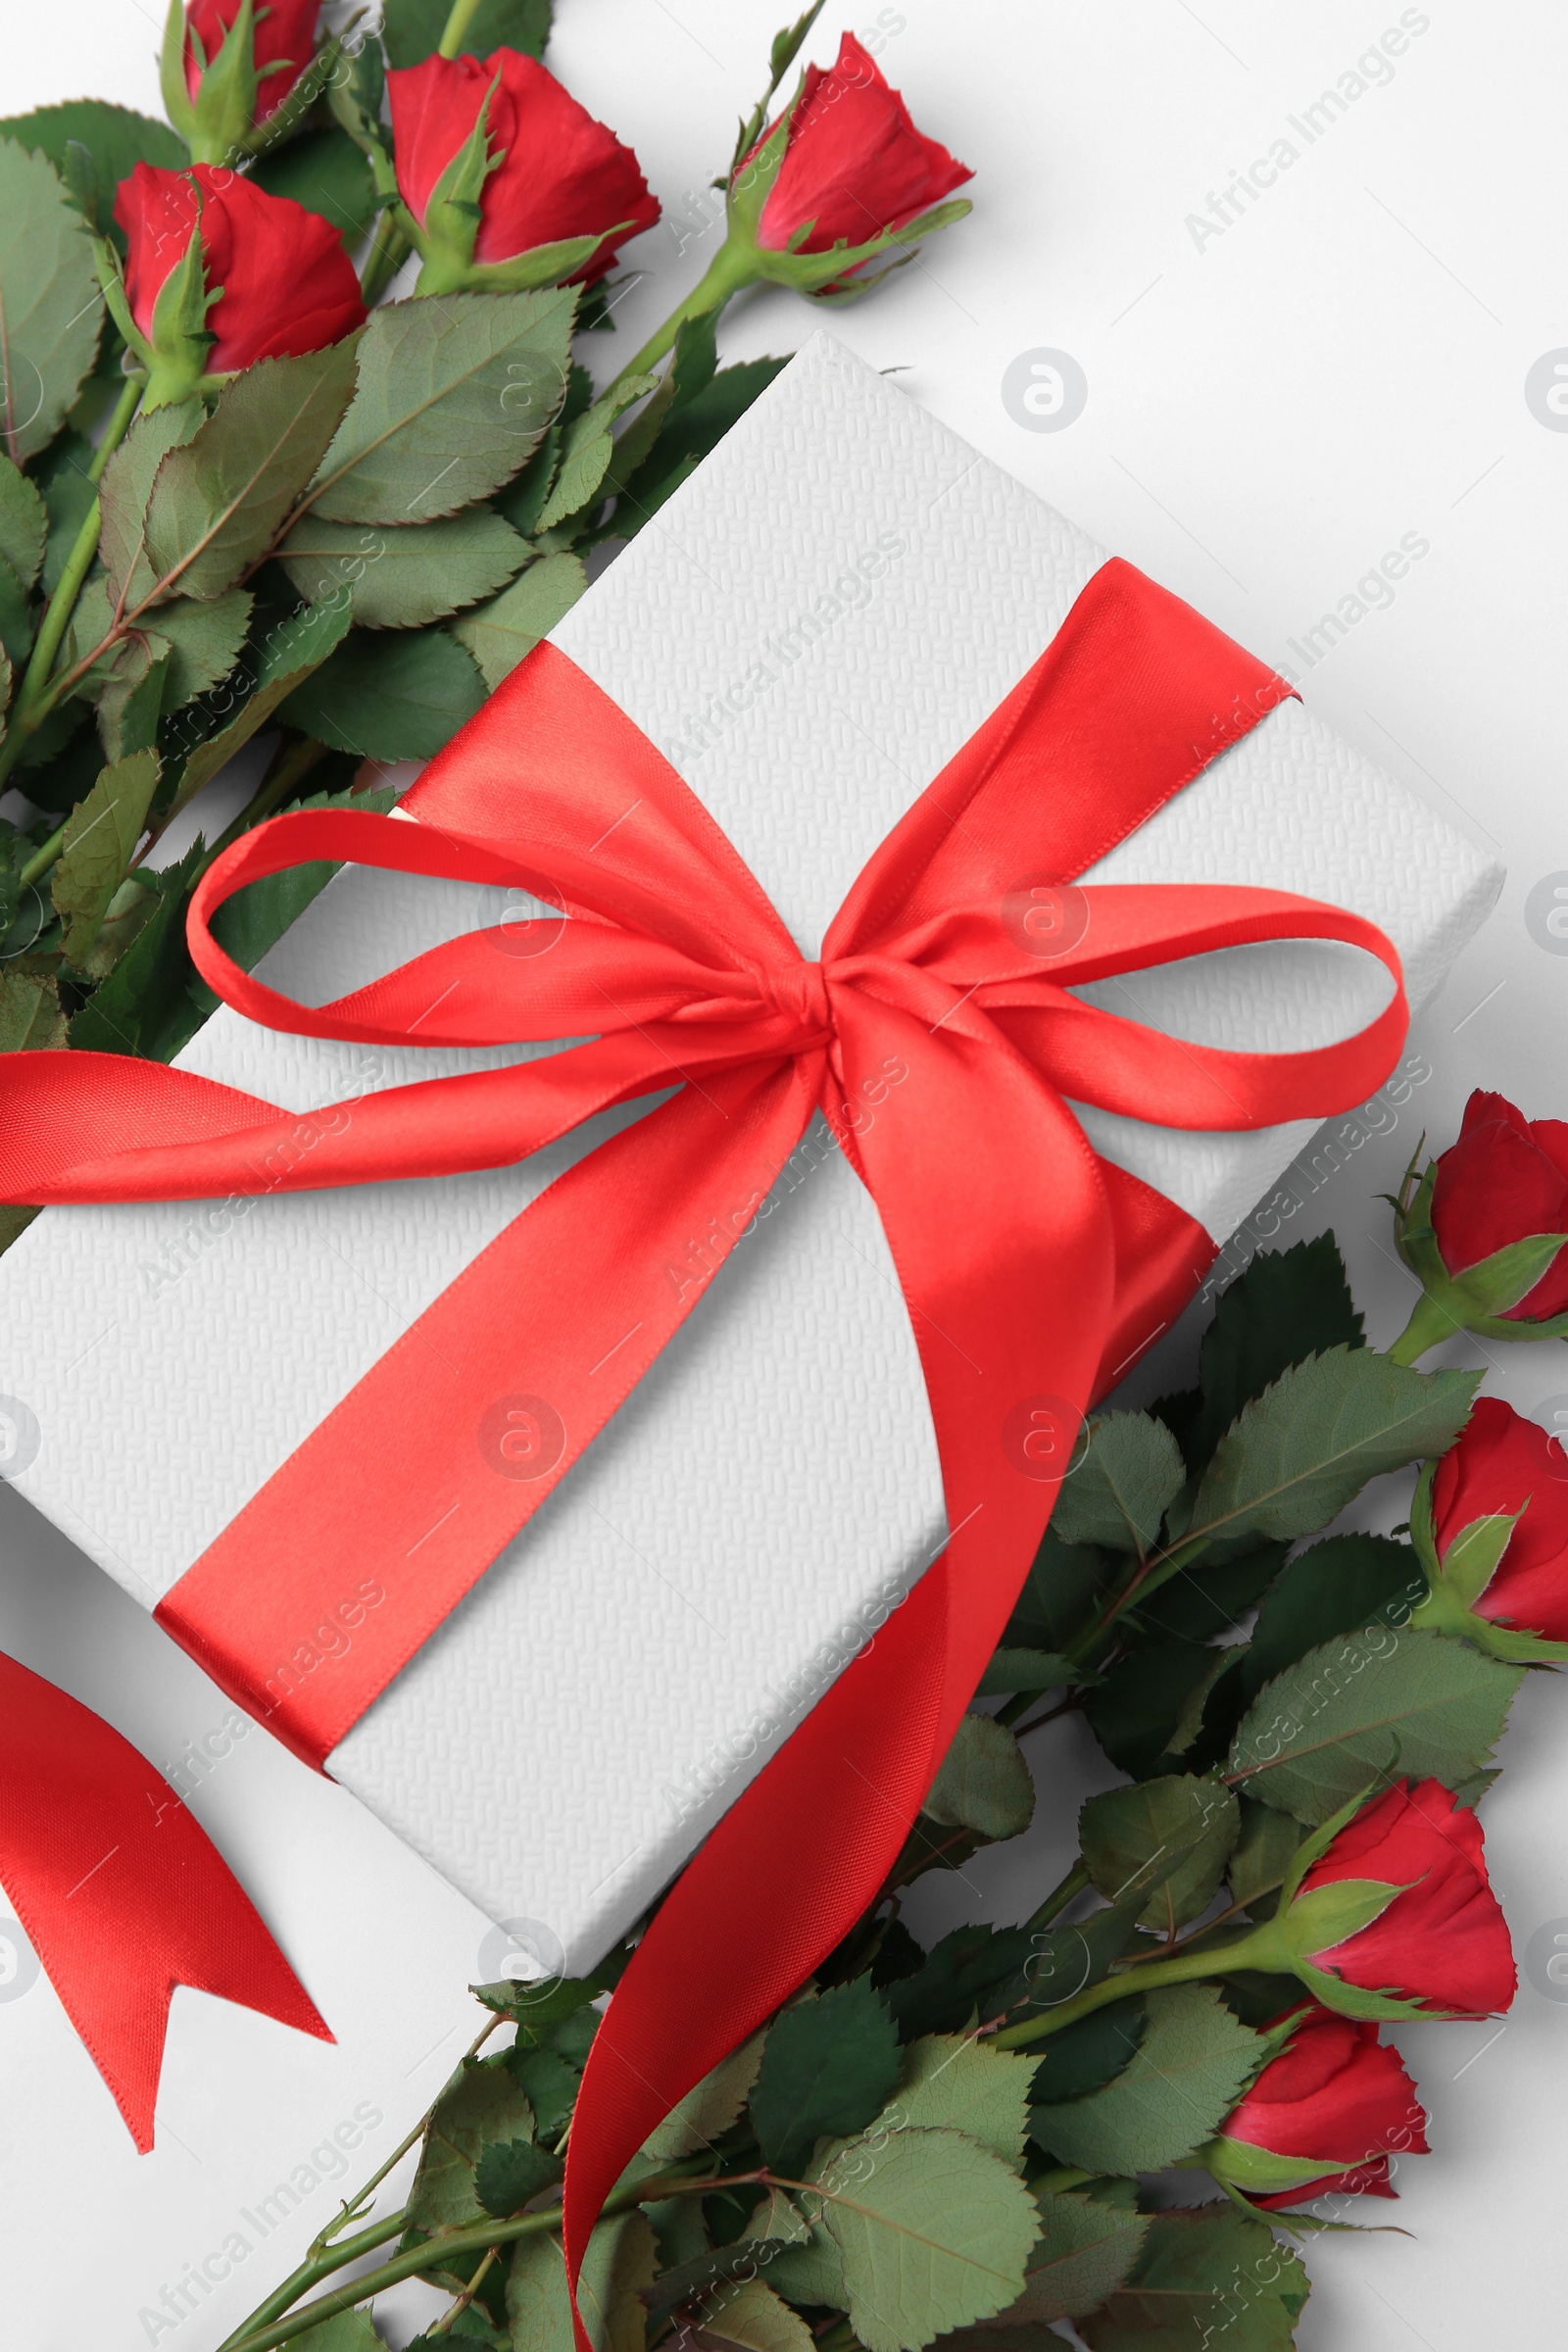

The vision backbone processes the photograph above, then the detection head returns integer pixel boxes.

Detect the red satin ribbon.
[0,1653,330,2148]
[0,557,1407,2299]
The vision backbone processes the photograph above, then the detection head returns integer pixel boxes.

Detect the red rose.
[742,31,971,270]
[1217,2007,1427,2207]
[1428,1396,1568,1641]
[1298,1779,1514,2017]
[115,165,367,375]
[388,48,659,281]
[1431,1091,1568,1320]
[184,0,320,123]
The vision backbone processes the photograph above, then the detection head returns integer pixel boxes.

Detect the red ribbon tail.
[0,1656,331,2151]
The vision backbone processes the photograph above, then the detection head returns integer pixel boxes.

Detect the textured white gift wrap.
[0,333,1501,1955]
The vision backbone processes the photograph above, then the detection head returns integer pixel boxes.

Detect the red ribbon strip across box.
[0,339,1499,2223]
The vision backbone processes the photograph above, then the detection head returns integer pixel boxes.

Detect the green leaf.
[280,509,526,630]
[36,431,96,597]
[975,1648,1084,1698]
[1004,1527,1117,1654]
[280,2309,381,2352]
[1158,1236,1364,1471]
[883,1924,1041,2042]
[0,552,30,667]
[536,372,661,532]
[1031,1985,1262,2176]
[407,2053,536,2231]
[923,1714,1034,1841]
[949,2191,1150,2335]
[494,419,562,536]
[0,455,46,588]
[452,549,586,690]
[381,0,552,67]
[643,2029,765,2162]
[0,139,103,462]
[809,2128,1041,2352]
[310,289,573,525]
[98,399,204,611]
[277,625,484,760]
[1134,1543,1289,1646]
[743,2187,811,2248]
[695,2279,813,2352]
[1077,2204,1307,2351]
[504,2042,580,2141]
[508,2210,656,2352]
[0,969,68,1051]
[1240,1533,1429,1699]
[167,593,353,817]
[67,839,204,1058]
[612,358,791,538]
[761,2216,850,2313]
[1228,1625,1522,1823]
[1026,1998,1146,2106]
[73,872,158,982]
[751,1980,902,2175]
[1228,1797,1307,1918]
[95,634,171,761]
[144,342,362,604]
[474,2133,560,2218]
[1052,1412,1185,1553]
[252,124,379,251]
[887,2034,1036,2161]
[1185,1347,1479,1550]
[0,102,186,242]
[50,747,158,963]
[1084,1639,1229,1781]
[1005,1896,1148,2034]
[154,588,253,711]
[1080,1774,1239,1931]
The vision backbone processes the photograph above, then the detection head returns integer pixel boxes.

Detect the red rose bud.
[1391,1091,1568,1359]
[163,0,325,164]
[387,49,660,295]
[747,32,972,283]
[1285,1780,1515,2020]
[1200,2006,1428,2206]
[1407,1397,1568,1661]
[115,165,367,403]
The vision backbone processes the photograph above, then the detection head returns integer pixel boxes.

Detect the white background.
[4,3,1567,2347]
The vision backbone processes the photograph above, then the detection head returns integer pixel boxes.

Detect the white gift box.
[0,331,1501,1963]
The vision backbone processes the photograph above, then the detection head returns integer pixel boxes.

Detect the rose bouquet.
[0,0,972,1258]
[174,1091,1559,2352]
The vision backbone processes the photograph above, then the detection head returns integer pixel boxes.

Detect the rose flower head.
[388,48,660,296]
[165,0,325,164]
[1200,2005,1428,2206]
[1407,1396,1568,1661]
[1392,1091,1568,1357]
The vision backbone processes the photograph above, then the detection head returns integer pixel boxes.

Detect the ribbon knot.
[764,955,833,1045]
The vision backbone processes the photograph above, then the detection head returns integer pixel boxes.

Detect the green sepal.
[1198,2133,1357,2194]
[409,76,505,284]
[1435,1510,1522,1611]
[92,235,153,373]
[1408,1574,1568,1665]
[1271,1876,1403,1963]
[1289,1955,1446,2025]
[185,0,261,168]
[1274,1782,1392,1912]
[159,0,198,141]
[140,198,218,409]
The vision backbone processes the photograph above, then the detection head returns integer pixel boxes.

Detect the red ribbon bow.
[0,1652,330,2149]
[1,560,1405,2298]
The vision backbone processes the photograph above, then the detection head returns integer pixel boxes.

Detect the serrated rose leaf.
[811,2127,1040,2352]
[309,288,574,524]
[452,550,587,689]
[886,2034,1036,2161]
[275,625,484,760]
[143,343,361,605]
[643,2028,765,2162]
[1228,1626,1522,1823]
[1080,1775,1239,1932]
[50,748,158,964]
[1031,1986,1261,2177]
[1053,1411,1185,1552]
[923,1713,1034,1841]
[279,510,526,630]
[0,139,102,463]
[751,1980,902,2173]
